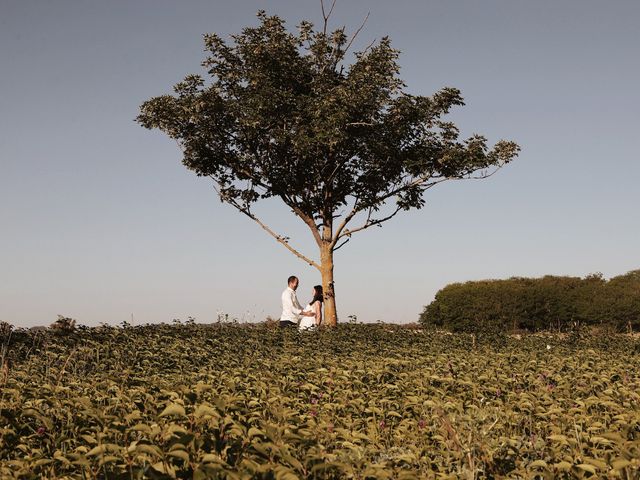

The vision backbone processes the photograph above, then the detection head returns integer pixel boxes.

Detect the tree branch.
[339,204,403,238]
[467,165,503,180]
[333,237,350,251]
[330,174,447,246]
[330,205,358,247]
[247,211,320,269]
[331,204,362,247]
[320,0,337,35]
[332,163,506,244]
[211,181,320,270]
[343,12,370,56]
[346,121,375,127]
[360,37,377,56]
[281,195,323,246]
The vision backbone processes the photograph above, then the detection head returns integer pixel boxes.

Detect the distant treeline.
[420,270,640,333]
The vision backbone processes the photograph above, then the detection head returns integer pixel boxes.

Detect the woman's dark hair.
[310,285,323,305]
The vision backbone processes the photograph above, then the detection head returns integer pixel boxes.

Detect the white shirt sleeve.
[292,291,303,314]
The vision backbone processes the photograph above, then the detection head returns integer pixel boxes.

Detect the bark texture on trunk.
[320,245,337,326]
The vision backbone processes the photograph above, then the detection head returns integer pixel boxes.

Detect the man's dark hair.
[287,275,298,285]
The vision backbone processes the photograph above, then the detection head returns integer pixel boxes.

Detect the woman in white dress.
[299,285,323,331]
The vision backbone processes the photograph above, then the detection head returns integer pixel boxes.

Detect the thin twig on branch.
[320,0,337,35]
[343,12,370,56]
[360,37,377,56]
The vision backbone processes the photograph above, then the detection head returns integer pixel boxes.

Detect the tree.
[137,8,520,325]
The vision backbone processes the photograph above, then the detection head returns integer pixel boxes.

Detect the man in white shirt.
[280,275,314,327]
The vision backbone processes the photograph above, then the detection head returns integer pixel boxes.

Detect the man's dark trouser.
[279,320,297,328]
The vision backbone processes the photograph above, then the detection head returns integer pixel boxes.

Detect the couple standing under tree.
[279,276,323,330]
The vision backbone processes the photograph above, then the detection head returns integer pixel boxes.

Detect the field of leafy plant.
[1,322,639,479]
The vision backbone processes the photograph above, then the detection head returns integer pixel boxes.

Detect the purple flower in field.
[496,389,502,398]
[379,420,386,429]
[418,419,426,429]
[310,409,317,417]
[37,426,46,436]
[310,396,318,405]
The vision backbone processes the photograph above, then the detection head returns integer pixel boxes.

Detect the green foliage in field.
[1,323,639,479]
[420,270,640,333]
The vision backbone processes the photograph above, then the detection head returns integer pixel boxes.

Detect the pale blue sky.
[1,1,638,327]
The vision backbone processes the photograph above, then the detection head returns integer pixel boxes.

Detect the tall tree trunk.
[320,245,337,326]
